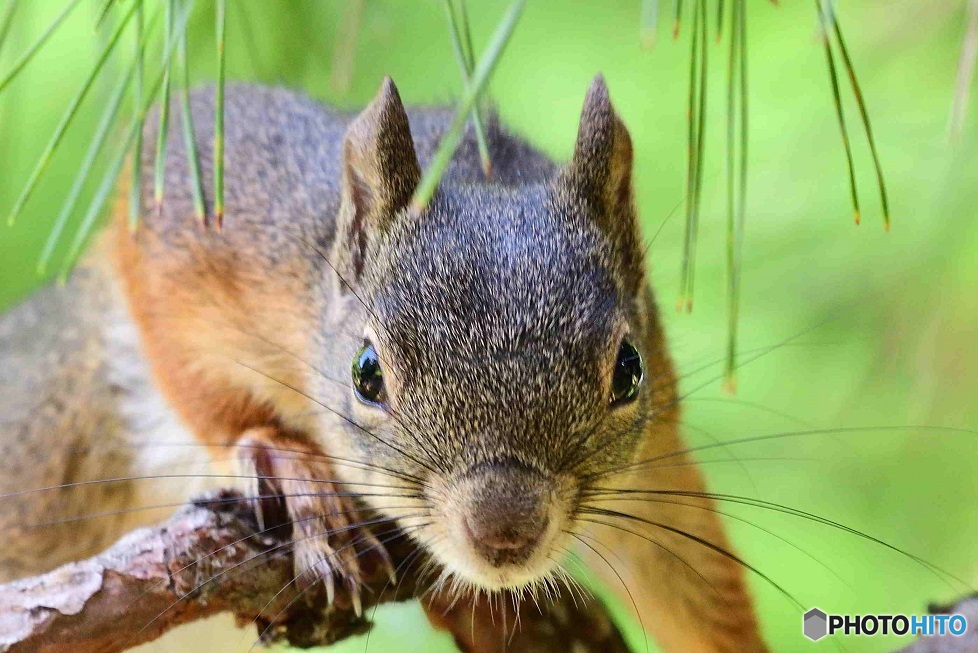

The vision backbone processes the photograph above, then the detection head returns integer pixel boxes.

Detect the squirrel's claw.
[235,428,391,616]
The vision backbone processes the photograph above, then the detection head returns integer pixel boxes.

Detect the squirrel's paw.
[287,485,395,616]
[236,428,394,615]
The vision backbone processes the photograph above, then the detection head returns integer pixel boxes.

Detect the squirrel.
[0,75,767,652]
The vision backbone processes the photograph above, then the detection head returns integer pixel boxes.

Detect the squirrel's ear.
[336,76,420,279]
[562,74,635,219]
[557,75,643,290]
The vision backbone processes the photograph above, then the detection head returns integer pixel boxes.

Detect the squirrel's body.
[0,80,767,651]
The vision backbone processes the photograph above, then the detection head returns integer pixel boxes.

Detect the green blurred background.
[2,1,978,651]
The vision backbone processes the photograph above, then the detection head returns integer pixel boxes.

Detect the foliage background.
[1,1,977,651]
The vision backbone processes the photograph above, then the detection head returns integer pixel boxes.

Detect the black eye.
[352,342,385,405]
[610,340,643,405]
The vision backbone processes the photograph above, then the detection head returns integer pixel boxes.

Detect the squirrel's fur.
[0,77,767,651]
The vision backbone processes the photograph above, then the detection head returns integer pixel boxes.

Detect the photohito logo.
[802,608,968,641]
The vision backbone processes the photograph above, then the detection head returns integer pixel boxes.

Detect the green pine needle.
[688,0,708,309]
[59,0,195,277]
[6,0,139,227]
[443,0,492,179]
[213,0,226,228]
[724,0,748,390]
[329,0,363,96]
[456,0,477,69]
[640,0,658,49]
[716,0,724,41]
[178,2,206,226]
[0,0,85,95]
[828,6,890,229]
[816,1,860,226]
[153,0,175,215]
[38,47,142,275]
[678,0,706,313]
[94,0,116,30]
[128,0,144,232]
[412,0,526,210]
[0,0,17,58]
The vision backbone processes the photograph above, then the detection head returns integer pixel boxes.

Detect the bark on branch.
[2,488,963,653]
[0,490,628,653]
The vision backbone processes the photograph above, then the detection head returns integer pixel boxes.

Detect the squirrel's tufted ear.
[336,76,420,279]
[557,75,643,289]
[562,74,635,220]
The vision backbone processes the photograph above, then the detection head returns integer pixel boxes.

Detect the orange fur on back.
[110,201,314,448]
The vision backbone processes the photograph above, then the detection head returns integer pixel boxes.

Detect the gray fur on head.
[319,75,670,590]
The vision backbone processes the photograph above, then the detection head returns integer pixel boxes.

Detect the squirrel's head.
[321,76,674,592]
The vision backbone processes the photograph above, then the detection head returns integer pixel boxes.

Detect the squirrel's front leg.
[234,427,394,614]
[576,424,768,653]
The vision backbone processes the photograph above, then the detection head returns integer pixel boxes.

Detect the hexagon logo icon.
[803,608,828,641]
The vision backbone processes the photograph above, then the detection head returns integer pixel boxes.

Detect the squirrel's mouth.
[417,462,572,591]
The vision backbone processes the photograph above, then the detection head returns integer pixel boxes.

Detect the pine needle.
[827,5,889,229]
[329,0,363,96]
[949,0,978,140]
[687,0,708,310]
[59,0,195,277]
[178,0,206,226]
[678,0,706,313]
[94,0,116,29]
[456,0,477,69]
[6,0,139,227]
[0,0,16,58]
[640,0,658,49]
[128,0,144,232]
[411,0,526,210]
[0,0,85,95]
[716,0,724,41]
[38,47,143,274]
[443,0,492,179]
[816,1,860,226]
[724,0,748,391]
[153,0,175,215]
[213,0,226,228]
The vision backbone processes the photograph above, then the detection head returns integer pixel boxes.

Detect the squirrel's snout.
[463,504,548,566]
[460,463,551,567]
[425,460,569,589]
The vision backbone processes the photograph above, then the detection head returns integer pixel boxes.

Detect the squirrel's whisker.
[235,360,445,476]
[189,225,454,455]
[577,497,849,589]
[177,248,449,452]
[577,507,802,609]
[14,438,427,487]
[571,519,727,653]
[556,330,836,475]
[683,396,812,428]
[0,472,421,501]
[680,418,760,497]
[564,529,648,639]
[578,490,971,593]
[20,494,426,531]
[587,424,978,483]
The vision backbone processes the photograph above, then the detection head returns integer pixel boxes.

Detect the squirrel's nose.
[461,462,550,566]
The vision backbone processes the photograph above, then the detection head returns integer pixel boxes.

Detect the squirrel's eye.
[610,340,643,405]
[352,342,385,405]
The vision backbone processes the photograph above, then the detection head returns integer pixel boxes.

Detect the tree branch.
[0,486,969,653]
[0,490,629,653]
